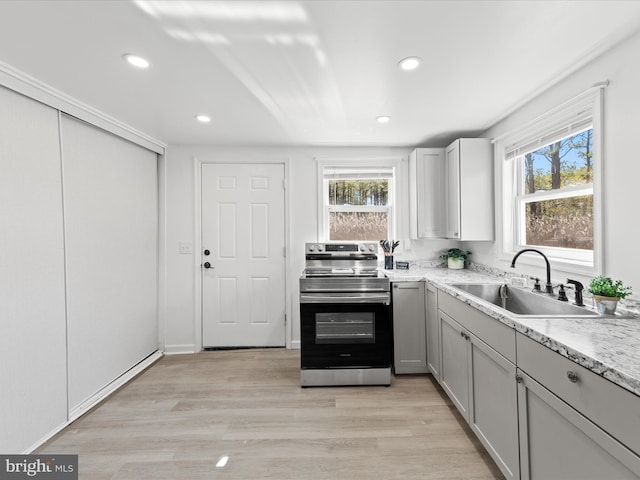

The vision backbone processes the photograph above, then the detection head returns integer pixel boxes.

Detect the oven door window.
[315,312,374,344]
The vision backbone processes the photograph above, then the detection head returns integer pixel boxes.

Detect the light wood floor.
[38,349,505,480]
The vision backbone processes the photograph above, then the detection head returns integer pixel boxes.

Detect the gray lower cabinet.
[392,282,427,374]
[517,333,640,479]
[436,288,640,480]
[438,291,520,480]
[517,370,640,479]
[440,311,471,418]
[469,330,519,480]
[425,283,440,381]
[439,309,520,479]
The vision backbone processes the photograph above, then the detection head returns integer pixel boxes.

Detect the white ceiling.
[1,0,640,147]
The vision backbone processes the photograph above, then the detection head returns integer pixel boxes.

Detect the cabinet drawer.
[517,333,640,456]
[438,290,516,362]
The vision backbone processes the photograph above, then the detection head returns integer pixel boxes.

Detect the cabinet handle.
[567,370,579,383]
[515,375,523,384]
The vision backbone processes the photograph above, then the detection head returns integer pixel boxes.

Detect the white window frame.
[496,86,605,276]
[316,158,400,242]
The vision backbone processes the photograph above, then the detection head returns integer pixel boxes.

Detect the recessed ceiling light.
[398,56,421,71]
[123,54,150,69]
[377,116,391,124]
[195,114,211,123]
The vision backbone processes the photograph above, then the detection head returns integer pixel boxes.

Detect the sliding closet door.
[61,115,158,412]
[0,86,68,453]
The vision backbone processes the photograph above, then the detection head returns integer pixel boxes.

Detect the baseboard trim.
[23,419,69,455]
[290,340,301,350]
[164,344,197,355]
[68,351,164,422]
[25,350,164,453]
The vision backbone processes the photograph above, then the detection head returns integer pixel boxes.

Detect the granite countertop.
[384,264,640,398]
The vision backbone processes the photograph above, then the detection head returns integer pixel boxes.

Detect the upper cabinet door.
[445,138,494,241]
[411,139,493,241]
[409,148,446,239]
[445,141,461,239]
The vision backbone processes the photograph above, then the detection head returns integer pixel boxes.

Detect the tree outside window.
[518,128,593,251]
[322,166,394,241]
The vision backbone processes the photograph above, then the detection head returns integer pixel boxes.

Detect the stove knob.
[369,244,376,252]
[359,244,366,252]
[308,245,315,252]
[316,244,323,252]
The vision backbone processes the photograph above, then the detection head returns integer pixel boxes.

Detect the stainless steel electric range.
[299,242,391,387]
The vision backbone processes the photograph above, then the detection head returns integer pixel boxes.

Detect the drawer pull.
[567,370,579,383]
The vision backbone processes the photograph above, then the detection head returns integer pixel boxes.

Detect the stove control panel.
[305,242,378,255]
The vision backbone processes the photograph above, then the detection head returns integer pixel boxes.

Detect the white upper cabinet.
[409,148,446,239]
[445,138,494,241]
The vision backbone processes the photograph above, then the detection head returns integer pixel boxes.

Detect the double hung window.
[500,87,604,271]
[320,165,395,241]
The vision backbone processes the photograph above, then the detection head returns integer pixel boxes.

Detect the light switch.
[179,242,193,254]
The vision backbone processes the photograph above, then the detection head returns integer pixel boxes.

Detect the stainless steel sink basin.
[450,283,601,317]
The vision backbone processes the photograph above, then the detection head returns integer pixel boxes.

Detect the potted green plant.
[588,275,632,314]
[441,248,471,270]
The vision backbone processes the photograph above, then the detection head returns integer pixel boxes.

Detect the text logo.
[0,455,77,479]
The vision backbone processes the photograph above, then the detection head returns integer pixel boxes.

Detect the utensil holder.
[384,255,393,269]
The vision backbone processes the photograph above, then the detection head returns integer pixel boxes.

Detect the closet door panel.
[0,86,67,452]
[61,115,158,411]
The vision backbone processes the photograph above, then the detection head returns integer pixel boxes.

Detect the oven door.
[300,292,391,369]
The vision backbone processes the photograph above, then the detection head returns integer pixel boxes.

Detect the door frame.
[193,156,292,351]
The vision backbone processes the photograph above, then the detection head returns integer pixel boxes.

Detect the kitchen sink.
[450,283,601,317]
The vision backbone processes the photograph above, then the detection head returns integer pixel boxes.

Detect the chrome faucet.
[510,249,554,294]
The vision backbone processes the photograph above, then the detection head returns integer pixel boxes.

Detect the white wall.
[467,29,640,293]
[162,145,442,351]
[165,30,640,351]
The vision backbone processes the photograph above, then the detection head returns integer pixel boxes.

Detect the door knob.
[203,262,214,269]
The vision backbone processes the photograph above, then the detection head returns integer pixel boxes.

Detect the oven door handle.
[300,293,390,305]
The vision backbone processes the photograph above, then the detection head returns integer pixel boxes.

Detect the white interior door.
[201,163,286,347]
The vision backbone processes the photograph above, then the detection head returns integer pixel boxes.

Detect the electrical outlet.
[510,277,527,288]
[178,242,193,254]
